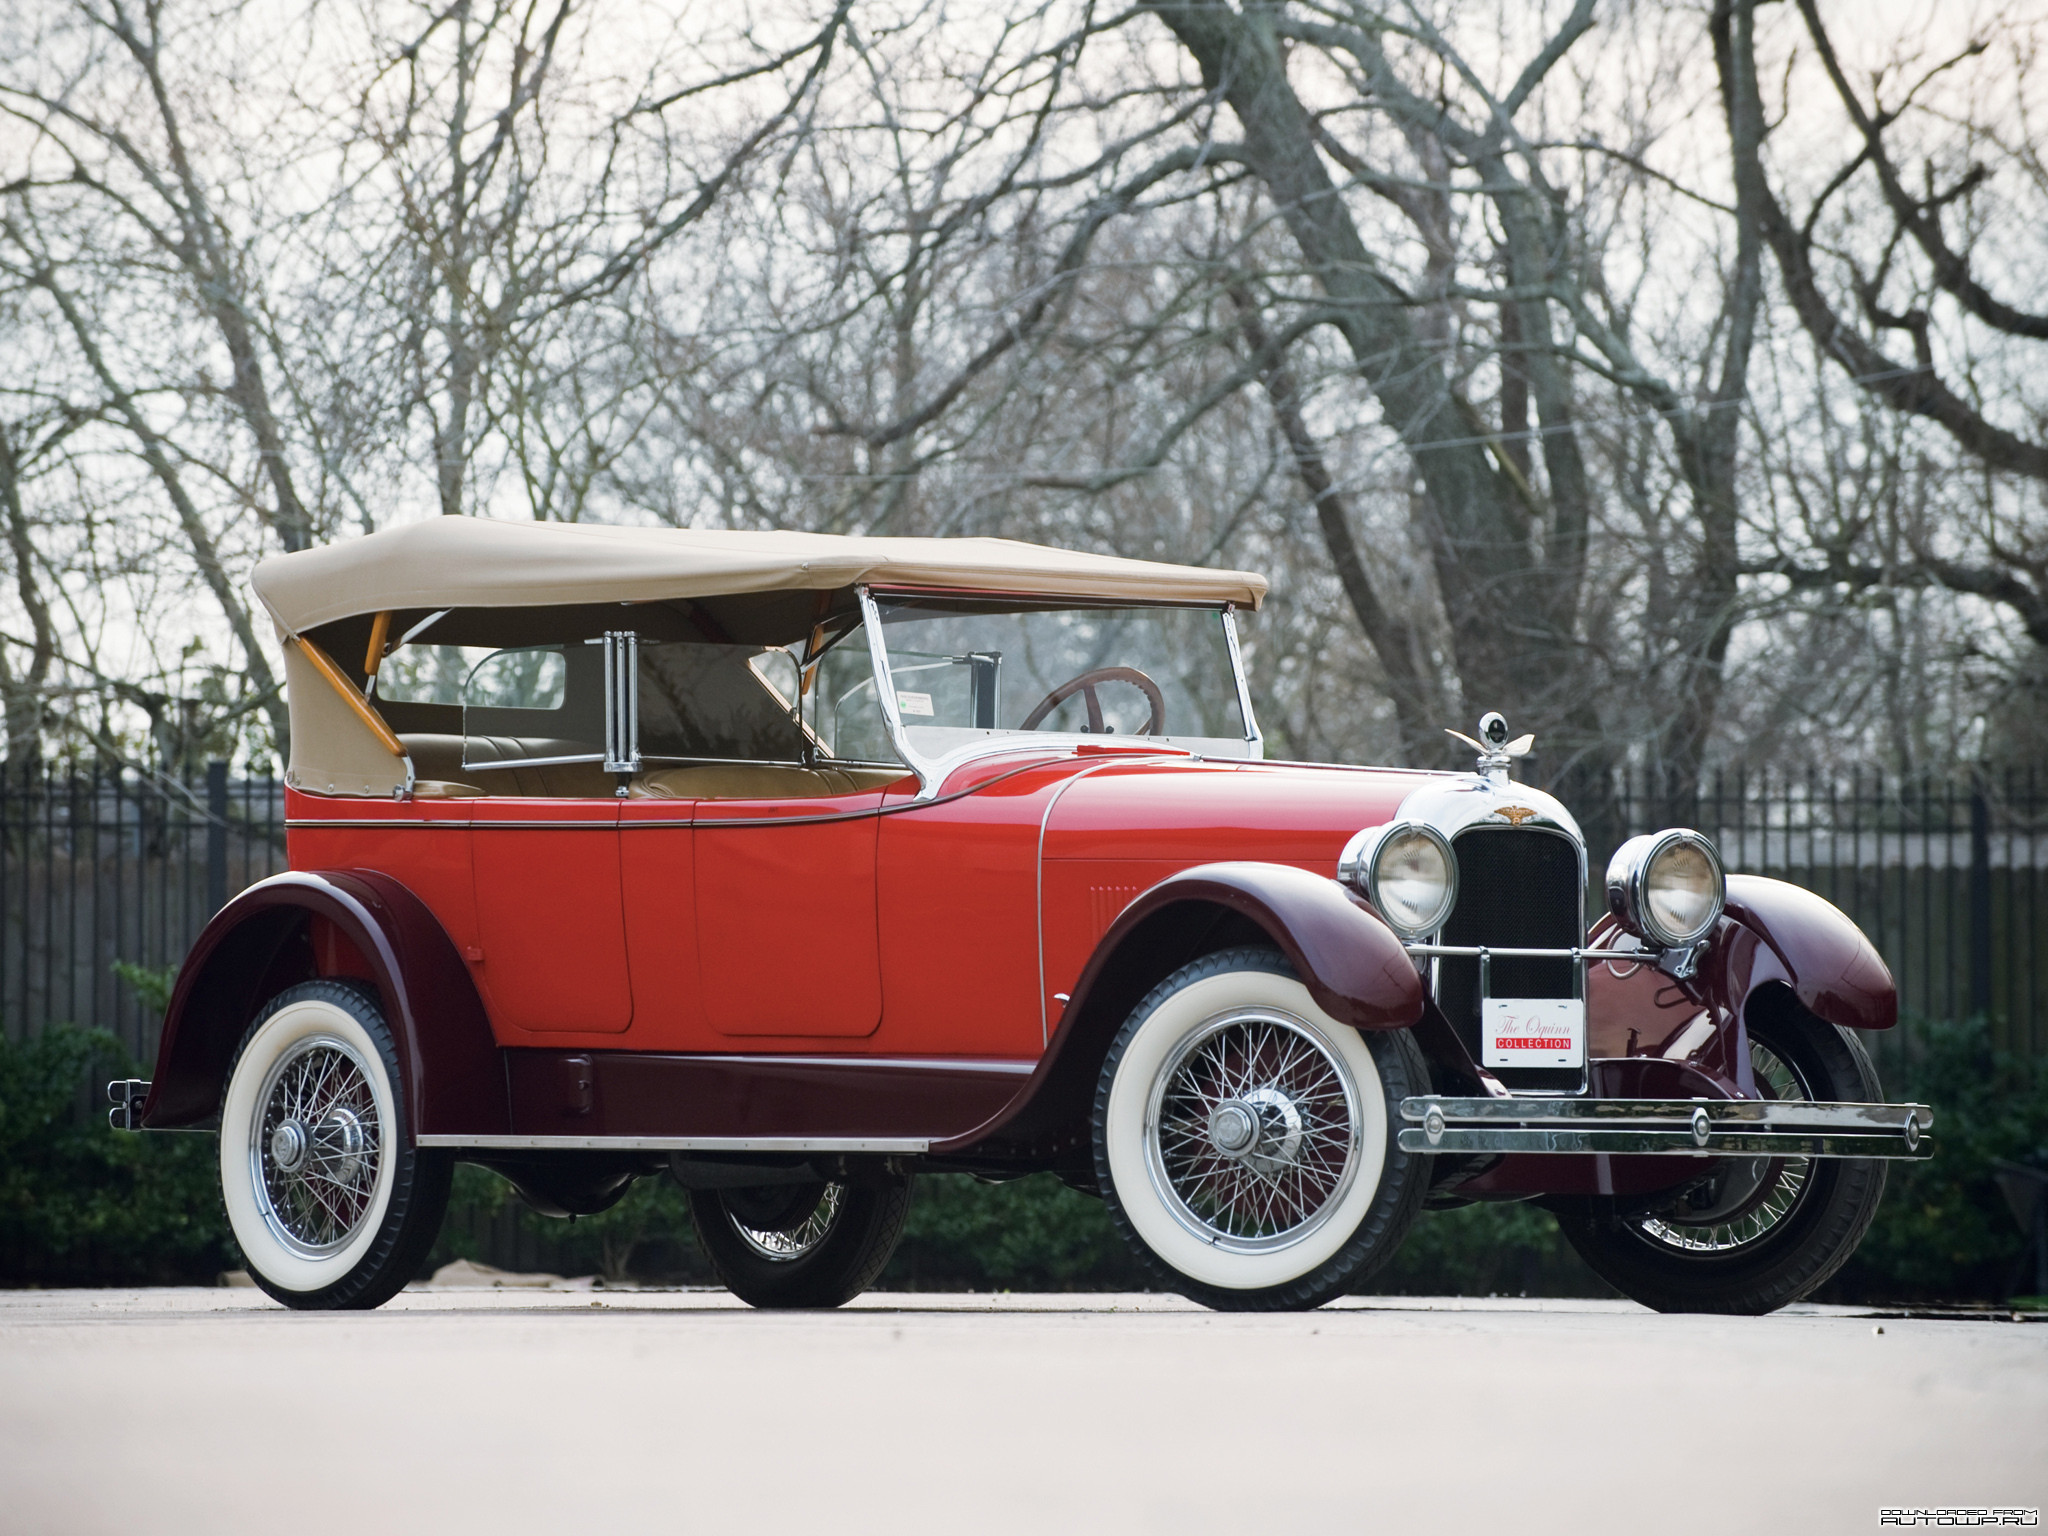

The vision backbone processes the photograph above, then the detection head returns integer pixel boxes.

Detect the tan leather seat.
[629,764,907,800]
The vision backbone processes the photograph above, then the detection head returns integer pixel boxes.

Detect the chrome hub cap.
[1147,1009,1361,1254]
[1208,1101,1258,1156]
[731,1184,845,1262]
[1237,1085,1306,1176]
[269,1120,309,1174]
[251,1035,384,1257]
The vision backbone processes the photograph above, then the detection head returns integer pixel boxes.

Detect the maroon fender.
[140,870,508,1137]
[1716,874,1898,1033]
[938,860,1422,1159]
[1100,862,1427,1032]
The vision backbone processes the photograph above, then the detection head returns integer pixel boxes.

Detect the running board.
[1397,1096,1934,1159]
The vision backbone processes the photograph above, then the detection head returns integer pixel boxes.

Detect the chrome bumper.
[1398,1096,1934,1159]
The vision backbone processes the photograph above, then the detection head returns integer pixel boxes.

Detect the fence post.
[205,761,228,915]
[1970,778,1993,1021]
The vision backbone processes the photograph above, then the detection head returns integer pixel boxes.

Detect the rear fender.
[937,861,1422,1159]
[140,870,506,1137]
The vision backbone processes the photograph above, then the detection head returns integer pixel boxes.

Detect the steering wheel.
[1019,666,1167,736]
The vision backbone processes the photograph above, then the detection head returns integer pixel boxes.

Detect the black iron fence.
[0,761,2040,1064]
[1605,766,2048,1059]
[0,763,285,1063]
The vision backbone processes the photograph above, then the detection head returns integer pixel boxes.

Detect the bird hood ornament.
[1447,711,1534,786]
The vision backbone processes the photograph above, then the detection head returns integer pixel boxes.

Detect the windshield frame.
[855,585,1263,797]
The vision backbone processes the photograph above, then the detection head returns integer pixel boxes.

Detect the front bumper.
[1399,1096,1933,1159]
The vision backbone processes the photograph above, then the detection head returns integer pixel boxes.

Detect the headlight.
[1338,821,1457,937]
[1606,829,1725,948]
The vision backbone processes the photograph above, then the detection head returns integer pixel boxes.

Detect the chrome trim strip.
[469,820,620,830]
[1035,757,1139,1047]
[664,1053,1036,1073]
[1220,605,1264,759]
[288,819,448,828]
[463,754,606,771]
[419,1134,932,1153]
[859,587,927,797]
[290,819,618,829]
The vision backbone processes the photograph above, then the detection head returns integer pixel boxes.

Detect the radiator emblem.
[1495,805,1539,826]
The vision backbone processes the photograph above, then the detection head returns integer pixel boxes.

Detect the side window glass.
[461,645,605,770]
[811,629,901,765]
[378,644,499,706]
[637,641,811,765]
[464,649,566,711]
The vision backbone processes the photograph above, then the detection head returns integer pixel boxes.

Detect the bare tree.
[1729,0,2048,652]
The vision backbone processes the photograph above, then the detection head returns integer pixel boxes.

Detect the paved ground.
[1,1286,2042,1536]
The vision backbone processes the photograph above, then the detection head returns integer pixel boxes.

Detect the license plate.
[1482,998,1586,1068]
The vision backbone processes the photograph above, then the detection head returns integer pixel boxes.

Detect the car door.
[694,788,886,1038]
[461,643,633,1035]
[623,635,893,1042]
[470,796,631,1034]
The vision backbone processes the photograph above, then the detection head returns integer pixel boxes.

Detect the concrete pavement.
[1,1286,2041,1536]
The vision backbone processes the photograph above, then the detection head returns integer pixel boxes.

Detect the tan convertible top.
[253,517,1267,634]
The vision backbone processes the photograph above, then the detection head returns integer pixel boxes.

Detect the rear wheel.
[219,980,452,1310]
[1092,947,1430,1311]
[1553,994,1887,1315]
[690,1174,914,1308]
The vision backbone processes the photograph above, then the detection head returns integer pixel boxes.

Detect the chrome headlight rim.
[1338,820,1458,939]
[1606,828,1726,950]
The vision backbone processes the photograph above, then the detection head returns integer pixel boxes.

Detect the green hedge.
[0,1024,239,1285]
[1833,1019,2048,1301]
[3,1017,2041,1300]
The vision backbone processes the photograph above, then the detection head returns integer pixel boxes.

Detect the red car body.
[119,519,1925,1313]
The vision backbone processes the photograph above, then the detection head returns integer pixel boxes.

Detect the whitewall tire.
[1093,947,1430,1310]
[219,980,451,1310]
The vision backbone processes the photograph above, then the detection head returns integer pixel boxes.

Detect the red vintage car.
[112,519,1929,1313]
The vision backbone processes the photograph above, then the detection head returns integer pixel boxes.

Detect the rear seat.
[399,734,906,800]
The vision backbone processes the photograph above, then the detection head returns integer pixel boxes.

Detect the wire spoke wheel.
[689,1174,915,1308]
[252,1034,385,1257]
[1634,1039,1812,1255]
[1146,1008,1360,1253]
[728,1184,846,1262]
[1096,948,1427,1311]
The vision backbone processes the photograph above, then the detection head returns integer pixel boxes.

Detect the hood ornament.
[1447,711,1534,786]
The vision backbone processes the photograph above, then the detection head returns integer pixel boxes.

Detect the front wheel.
[1552,991,1887,1315]
[1093,947,1430,1311]
[219,980,452,1310]
[690,1174,914,1308]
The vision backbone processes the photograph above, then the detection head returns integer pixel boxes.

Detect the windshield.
[839,595,1253,764]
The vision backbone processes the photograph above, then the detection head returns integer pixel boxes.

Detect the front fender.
[141,870,506,1136]
[1097,862,1425,1031]
[935,861,1421,1159]
[1717,874,1897,1032]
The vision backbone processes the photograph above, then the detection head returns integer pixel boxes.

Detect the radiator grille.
[1437,828,1584,1086]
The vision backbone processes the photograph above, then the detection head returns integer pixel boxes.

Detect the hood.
[1039,758,1445,868]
